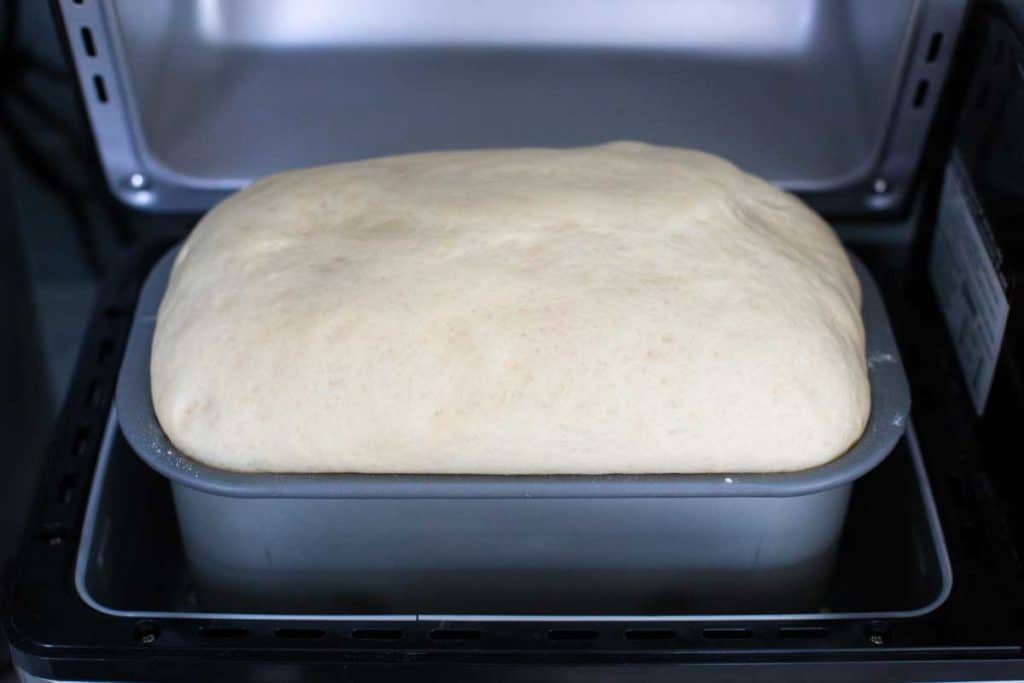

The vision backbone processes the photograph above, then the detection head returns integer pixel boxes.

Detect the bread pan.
[116,245,909,612]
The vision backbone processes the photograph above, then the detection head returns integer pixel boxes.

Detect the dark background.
[0,2,190,674]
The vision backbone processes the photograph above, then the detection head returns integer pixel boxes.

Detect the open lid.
[58,0,965,216]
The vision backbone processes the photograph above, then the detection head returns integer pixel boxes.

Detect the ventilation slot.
[624,629,675,641]
[134,620,160,644]
[779,626,829,639]
[92,75,108,103]
[58,473,77,504]
[81,27,97,57]
[912,80,930,108]
[352,628,403,640]
[866,620,890,645]
[72,426,90,457]
[85,380,102,407]
[41,522,67,546]
[199,626,250,639]
[547,629,599,641]
[275,628,326,640]
[430,629,481,641]
[702,627,752,640]
[925,32,943,63]
[97,339,114,364]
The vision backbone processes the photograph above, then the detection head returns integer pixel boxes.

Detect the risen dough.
[151,142,869,474]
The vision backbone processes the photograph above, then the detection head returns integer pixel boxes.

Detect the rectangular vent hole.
[73,426,90,457]
[926,32,943,62]
[199,626,250,639]
[430,629,481,641]
[547,629,599,641]
[97,339,115,365]
[275,628,326,640]
[702,628,752,640]
[352,629,402,640]
[624,629,675,641]
[779,626,829,639]
[81,27,97,56]
[92,75,108,103]
[912,79,929,108]
[86,380,102,407]
[58,473,77,504]
[41,522,67,545]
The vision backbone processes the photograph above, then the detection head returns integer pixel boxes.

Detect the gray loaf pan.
[116,246,910,615]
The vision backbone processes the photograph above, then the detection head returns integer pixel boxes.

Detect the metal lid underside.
[59,0,965,215]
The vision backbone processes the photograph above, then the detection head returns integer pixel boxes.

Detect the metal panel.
[56,0,965,214]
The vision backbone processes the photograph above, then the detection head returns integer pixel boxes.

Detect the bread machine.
[6,0,1024,680]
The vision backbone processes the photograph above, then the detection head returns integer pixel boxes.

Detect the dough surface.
[151,142,869,474]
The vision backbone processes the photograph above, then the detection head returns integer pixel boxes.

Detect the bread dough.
[151,142,869,474]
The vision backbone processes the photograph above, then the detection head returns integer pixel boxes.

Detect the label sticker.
[929,157,1009,414]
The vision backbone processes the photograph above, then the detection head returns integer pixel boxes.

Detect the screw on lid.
[127,173,149,190]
